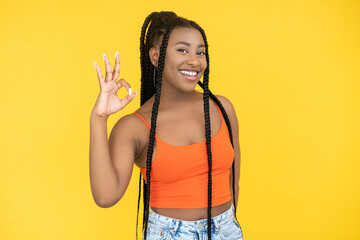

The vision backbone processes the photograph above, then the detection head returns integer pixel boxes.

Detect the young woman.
[90,11,244,240]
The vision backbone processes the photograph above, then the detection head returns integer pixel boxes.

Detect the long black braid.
[195,25,213,238]
[136,11,177,240]
[136,13,157,240]
[136,11,239,240]
[198,81,238,222]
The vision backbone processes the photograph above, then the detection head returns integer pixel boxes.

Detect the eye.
[177,49,188,53]
[197,51,205,56]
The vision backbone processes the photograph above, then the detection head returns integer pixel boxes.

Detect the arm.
[216,95,241,209]
[89,113,137,208]
[89,52,137,208]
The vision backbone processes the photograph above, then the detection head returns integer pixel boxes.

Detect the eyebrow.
[175,41,205,48]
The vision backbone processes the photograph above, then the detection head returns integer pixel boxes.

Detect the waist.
[149,202,235,229]
[151,200,233,221]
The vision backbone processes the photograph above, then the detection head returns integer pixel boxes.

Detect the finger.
[94,61,105,86]
[116,82,136,99]
[112,51,120,81]
[130,91,138,100]
[116,78,132,95]
[103,53,113,82]
[119,91,137,106]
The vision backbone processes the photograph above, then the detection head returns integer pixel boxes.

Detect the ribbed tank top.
[132,105,234,208]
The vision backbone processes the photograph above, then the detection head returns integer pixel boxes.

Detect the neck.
[158,82,200,108]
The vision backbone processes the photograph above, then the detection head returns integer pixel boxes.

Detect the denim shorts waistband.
[148,204,235,232]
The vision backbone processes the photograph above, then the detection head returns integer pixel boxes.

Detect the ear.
[149,47,159,67]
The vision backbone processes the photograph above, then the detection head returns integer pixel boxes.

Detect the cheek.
[162,64,172,74]
[163,59,179,73]
[161,64,176,79]
[203,60,208,70]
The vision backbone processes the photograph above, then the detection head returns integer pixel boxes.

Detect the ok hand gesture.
[92,52,137,118]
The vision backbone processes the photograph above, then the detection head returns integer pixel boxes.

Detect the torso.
[131,91,232,220]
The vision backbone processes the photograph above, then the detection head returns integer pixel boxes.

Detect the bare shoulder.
[111,96,154,136]
[215,95,237,117]
[109,114,139,147]
[111,111,150,138]
[109,109,151,161]
[215,95,240,144]
[111,113,138,132]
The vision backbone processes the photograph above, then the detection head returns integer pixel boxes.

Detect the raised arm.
[89,52,137,208]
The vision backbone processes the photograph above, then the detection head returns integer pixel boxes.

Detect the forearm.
[234,185,239,209]
[230,169,239,206]
[89,113,119,207]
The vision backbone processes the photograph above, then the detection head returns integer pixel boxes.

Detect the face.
[150,27,208,93]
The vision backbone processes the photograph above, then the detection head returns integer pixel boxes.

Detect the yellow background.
[1,0,359,239]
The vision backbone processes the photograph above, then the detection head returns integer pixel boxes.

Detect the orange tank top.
[132,105,234,209]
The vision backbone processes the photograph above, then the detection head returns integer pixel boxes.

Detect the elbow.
[91,184,126,208]
[93,193,124,208]
[95,198,116,208]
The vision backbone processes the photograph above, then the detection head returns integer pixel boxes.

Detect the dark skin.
[91,27,241,220]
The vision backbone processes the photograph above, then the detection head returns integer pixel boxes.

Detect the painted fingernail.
[103,53,106,61]
[94,61,97,69]
[129,88,132,96]
[115,51,119,59]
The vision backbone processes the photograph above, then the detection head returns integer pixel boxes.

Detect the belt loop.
[213,217,220,232]
[170,220,179,235]
[196,221,206,232]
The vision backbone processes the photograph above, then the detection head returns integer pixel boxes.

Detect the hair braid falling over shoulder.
[136,11,178,240]
[194,26,214,239]
[198,23,238,225]
[198,81,238,221]
[139,13,180,240]
[136,13,159,240]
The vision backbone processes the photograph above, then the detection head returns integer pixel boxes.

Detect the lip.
[179,68,200,72]
[178,70,199,81]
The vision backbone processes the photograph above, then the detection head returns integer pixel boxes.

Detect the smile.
[179,70,198,81]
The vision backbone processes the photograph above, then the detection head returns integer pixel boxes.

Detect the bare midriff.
[151,200,233,220]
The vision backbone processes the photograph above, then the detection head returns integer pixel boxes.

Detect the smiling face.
[150,27,208,94]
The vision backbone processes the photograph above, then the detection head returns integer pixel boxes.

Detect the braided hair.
[136,11,238,240]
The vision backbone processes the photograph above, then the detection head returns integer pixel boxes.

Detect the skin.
[89,27,241,221]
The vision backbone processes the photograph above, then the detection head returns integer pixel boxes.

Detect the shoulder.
[112,113,142,131]
[110,113,143,144]
[215,95,236,117]
[109,111,151,159]
[111,96,154,134]
[215,95,239,138]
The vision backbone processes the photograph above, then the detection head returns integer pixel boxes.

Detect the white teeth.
[180,70,197,76]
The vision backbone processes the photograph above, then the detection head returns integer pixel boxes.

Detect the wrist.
[90,111,109,122]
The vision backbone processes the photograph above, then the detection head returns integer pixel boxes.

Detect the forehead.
[167,27,205,46]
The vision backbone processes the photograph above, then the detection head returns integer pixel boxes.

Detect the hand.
[92,52,137,118]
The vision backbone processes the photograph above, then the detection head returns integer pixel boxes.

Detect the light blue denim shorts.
[142,204,244,240]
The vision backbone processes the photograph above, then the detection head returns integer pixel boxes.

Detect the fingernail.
[94,61,97,69]
[103,53,106,61]
[134,92,137,98]
[115,51,119,59]
[129,88,132,96]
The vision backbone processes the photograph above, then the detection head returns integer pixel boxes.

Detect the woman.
[90,11,244,240]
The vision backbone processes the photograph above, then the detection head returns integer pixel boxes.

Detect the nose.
[186,52,201,67]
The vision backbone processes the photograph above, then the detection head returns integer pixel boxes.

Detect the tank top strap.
[132,112,151,130]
